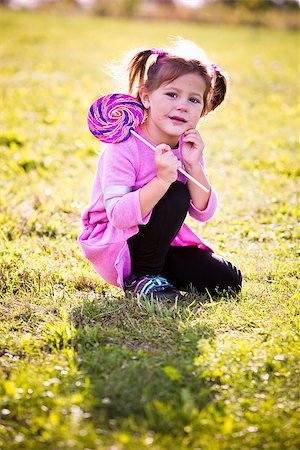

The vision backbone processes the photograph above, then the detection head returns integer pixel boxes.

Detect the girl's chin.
[148,123,184,142]
[161,123,186,136]
[161,131,182,143]
[167,123,190,135]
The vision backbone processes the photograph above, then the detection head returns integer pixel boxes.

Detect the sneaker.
[124,274,180,300]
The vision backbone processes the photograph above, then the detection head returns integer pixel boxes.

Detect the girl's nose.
[176,100,188,111]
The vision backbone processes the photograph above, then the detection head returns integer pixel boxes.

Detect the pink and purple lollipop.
[87,93,144,144]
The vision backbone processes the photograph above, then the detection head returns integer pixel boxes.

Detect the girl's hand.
[182,128,204,169]
[155,144,181,185]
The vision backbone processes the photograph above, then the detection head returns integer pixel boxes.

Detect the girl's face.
[140,72,206,148]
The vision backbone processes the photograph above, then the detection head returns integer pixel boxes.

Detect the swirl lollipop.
[88,93,144,144]
[87,93,209,193]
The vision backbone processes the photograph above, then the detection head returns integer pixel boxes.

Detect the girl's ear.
[139,89,150,109]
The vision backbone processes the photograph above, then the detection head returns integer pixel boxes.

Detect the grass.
[0,8,299,450]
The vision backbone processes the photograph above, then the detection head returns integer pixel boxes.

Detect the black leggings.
[128,181,242,295]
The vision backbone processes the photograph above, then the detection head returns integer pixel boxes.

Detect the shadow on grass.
[68,292,221,439]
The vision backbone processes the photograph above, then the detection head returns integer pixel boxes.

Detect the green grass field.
[0,9,299,450]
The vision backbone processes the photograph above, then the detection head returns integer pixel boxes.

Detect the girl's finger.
[155,143,171,153]
[184,130,202,139]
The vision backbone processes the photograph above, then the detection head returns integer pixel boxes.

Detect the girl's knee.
[167,181,190,211]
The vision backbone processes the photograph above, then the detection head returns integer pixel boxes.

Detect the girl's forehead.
[162,73,206,92]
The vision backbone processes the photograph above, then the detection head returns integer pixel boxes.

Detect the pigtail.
[128,50,152,99]
[209,70,227,112]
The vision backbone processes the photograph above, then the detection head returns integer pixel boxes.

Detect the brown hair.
[128,48,227,117]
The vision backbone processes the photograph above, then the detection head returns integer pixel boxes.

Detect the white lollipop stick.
[130,130,209,193]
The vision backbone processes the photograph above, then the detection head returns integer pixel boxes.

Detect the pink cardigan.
[78,128,218,289]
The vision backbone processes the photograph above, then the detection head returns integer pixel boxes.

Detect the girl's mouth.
[169,116,187,124]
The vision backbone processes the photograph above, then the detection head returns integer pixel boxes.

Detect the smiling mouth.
[169,116,187,123]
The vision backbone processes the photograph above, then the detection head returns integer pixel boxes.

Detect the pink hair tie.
[151,48,165,56]
[211,63,221,75]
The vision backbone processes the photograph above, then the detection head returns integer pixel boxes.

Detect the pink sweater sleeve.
[188,188,218,222]
[100,142,151,230]
[187,153,218,222]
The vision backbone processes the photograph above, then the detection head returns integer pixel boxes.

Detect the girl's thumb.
[155,143,171,154]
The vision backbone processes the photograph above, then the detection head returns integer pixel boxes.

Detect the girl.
[79,39,242,300]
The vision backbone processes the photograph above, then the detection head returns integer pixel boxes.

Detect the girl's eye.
[166,92,177,98]
[190,97,201,104]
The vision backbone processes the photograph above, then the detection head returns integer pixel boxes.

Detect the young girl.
[79,39,242,300]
